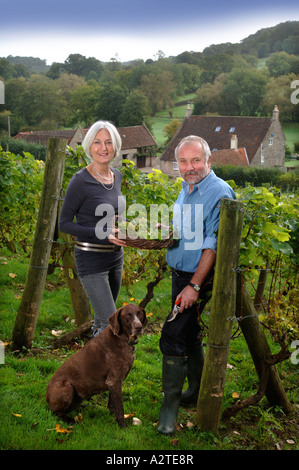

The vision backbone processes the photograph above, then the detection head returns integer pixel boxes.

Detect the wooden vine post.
[12,138,66,351]
[196,198,244,434]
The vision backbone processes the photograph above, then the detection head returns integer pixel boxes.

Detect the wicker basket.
[118,232,174,250]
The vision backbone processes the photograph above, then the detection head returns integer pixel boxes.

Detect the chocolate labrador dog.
[46,304,147,427]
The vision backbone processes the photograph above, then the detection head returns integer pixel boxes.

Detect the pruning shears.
[167,299,181,322]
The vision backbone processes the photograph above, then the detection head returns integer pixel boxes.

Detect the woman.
[59,120,126,337]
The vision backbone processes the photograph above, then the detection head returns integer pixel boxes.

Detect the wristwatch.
[188,282,201,292]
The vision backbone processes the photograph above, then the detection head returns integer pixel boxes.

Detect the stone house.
[160,106,285,177]
[14,123,158,170]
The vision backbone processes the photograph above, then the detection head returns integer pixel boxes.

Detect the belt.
[172,268,194,277]
[75,241,121,253]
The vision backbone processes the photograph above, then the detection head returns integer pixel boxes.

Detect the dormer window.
[215,126,221,132]
[229,127,235,133]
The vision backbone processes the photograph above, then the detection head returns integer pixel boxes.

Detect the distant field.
[283,122,299,153]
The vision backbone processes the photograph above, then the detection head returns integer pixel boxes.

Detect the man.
[157,135,236,435]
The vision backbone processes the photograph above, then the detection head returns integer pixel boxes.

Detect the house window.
[215,126,221,132]
[229,127,235,133]
[261,154,265,164]
[269,137,273,146]
[173,161,179,171]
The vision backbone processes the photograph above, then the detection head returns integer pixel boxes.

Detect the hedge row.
[212,164,299,189]
[0,138,47,161]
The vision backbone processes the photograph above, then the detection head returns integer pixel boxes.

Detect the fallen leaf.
[74,413,84,423]
[8,273,17,278]
[51,329,63,337]
[227,363,234,369]
[11,411,22,417]
[171,439,179,446]
[275,440,284,450]
[232,392,240,399]
[124,413,135,419]
[132,417,142,426]
[186,421,194,428]
[55,424,72,434]
[286,439,295,445]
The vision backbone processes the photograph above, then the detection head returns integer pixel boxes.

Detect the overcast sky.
[1,0,299,65]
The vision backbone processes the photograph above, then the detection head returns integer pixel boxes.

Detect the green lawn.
[283,122,299,153]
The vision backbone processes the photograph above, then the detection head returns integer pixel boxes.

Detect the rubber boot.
[157,356,185,435]
[180,344,204,406]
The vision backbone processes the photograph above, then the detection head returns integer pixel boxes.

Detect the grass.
[283,122,299,154]
[0,248,298,451]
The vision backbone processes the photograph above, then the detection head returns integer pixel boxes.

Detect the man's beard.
[182,168,210,185]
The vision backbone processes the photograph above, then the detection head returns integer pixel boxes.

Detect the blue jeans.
[79,262,123,335]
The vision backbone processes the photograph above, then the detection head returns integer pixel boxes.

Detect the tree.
[163,119,181,144]
[140,71,175,114]
[95,82,128,126]
[199,53,235,84]
[194,73,227,115]
[262,73,299,122]
[119,90,152,126]
[267,52,299,77]
[221,68,267,116]
[0,59,16,80]
[21,75,68,127]
[64,54,103,79]
[69,82,103,125]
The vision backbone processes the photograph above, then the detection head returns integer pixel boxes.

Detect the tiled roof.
[14,129,79,145]
[117,123,157,150]
[211,148,249,166]
[161,115,273,163]
[83,123,157,150]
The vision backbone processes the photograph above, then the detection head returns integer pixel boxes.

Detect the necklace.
[92,163,113,181]
[91,163,114,191]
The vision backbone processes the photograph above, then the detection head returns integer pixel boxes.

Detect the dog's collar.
[128,338,138,346]
[114,331,138,347]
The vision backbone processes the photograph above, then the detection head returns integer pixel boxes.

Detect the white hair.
[174,135,211,162]
[82,120,122,160]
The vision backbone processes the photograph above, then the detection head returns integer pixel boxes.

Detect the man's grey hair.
[82,120,122,161]
[174,135,211,162]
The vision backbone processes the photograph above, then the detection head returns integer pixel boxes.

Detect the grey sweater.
[59,167,125,276]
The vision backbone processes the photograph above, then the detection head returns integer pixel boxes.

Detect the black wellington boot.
[180,344,204,406]
[157,356,185,435]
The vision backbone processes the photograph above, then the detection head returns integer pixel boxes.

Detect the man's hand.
[175,285,199,312]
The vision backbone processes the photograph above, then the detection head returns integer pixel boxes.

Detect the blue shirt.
[166,170,235,273]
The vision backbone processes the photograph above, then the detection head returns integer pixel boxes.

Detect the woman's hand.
[108,228,127,247]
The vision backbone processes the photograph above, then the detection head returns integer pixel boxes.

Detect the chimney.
[185,102,191,118]
[272,105,279,121]
[230,134,238,149]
